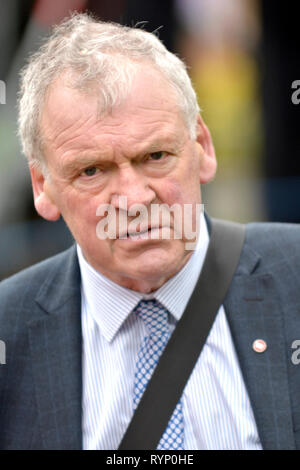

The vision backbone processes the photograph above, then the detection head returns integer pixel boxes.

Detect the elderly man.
[0,13,300,450]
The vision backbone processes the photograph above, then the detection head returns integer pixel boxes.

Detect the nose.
[110,166,156,210]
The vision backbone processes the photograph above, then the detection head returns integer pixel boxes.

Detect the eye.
[82,167,99,177]
[148,151,167,161]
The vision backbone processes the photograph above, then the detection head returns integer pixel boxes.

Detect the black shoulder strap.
[118,218,246,450]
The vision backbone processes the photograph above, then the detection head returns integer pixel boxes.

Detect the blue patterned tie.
[133,299,184,450]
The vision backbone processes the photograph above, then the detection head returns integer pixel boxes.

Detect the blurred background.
[0,0,299,279]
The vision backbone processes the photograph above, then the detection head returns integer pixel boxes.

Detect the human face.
[31,66,216,293]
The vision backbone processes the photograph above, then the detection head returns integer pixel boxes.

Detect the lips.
[118,225,160,239]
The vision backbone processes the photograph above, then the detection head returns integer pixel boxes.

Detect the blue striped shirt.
[77,214,262,450]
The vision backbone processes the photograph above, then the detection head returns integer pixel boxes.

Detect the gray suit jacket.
[1,220,300,449]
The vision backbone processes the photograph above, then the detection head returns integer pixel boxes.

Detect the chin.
[127,247,184,281]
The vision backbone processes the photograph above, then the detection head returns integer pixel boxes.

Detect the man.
[0,13,300,450]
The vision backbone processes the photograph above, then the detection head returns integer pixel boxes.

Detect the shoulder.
[246,220,300,242]
[0,245,79,372]
[226,221,300,280]
[0,246,76,315]
[245,221,300,263]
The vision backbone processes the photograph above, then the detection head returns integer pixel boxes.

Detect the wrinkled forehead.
[39,66,189,158]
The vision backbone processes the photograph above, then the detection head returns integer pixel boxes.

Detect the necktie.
[133,299,184,450]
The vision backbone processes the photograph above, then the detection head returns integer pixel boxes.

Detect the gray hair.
[18,12,200,169]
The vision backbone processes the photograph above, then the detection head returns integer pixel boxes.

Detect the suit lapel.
[224,243,295,450]
[28,247,82,449]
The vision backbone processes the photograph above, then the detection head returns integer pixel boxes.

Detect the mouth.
[118,225,161,240]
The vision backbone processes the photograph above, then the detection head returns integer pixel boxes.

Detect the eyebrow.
[61,133,182,174]
[60,152,111,176]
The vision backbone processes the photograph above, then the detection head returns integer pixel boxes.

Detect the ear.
[195,114,217,184]
[29,164,61,221]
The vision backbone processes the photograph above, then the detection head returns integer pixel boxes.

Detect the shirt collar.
[77,212,209,342]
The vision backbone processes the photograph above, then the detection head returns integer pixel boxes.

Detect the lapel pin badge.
[252,339,267,353]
